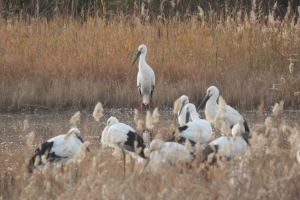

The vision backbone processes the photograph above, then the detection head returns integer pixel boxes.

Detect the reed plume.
[93,102,104,122]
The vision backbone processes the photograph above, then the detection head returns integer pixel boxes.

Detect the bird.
[104,116,147,174]
[27,127,89,173]
[131,44,155,112]
[147,139,194,172]
[168,103,213,149]
[177,95,201,126]
[203,122,249,165]
[177,95,192,126]
[99,125,109,147]
[198,86,250,136]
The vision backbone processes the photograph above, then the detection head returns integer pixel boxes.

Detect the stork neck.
[138,54,147,68]
[206,96,218,107]
[190,110,200,121]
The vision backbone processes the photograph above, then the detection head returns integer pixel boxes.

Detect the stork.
[198,86,250,136]
[27,127,89,173]
[131,44,155,112]
[169,103,213,149]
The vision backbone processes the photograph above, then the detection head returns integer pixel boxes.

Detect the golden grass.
[1,110,300,199]
[0,6,299,111]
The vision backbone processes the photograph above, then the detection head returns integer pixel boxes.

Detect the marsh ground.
[1,109,300,199]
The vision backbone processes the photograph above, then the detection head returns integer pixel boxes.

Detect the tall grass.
[0,4,299,111]
[1,109,300,199]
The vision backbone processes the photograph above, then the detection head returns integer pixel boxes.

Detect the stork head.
[178,95,189,115]
[68,127,81,137]
[185,103,196,114]
[198,86,220,110]
[138,44,147,54]
[180,95,189,106]
[107,116,119,126]
[131,44,147,67]
[231,122,243,138]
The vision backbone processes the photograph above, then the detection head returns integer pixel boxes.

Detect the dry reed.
[70,111,80,127]
[1,3,300,199]
[0,3,299,111]
[92,102,104,122]
[23,119,29,132]
[1,110,300,199]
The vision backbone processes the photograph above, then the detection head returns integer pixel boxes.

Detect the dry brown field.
[0,5,299,111]
[0,104,300,199]
[1,3,300,199]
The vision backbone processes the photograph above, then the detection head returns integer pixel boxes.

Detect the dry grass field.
[0,104,300,199]
[0,3,299,111]
[1,2,300,199]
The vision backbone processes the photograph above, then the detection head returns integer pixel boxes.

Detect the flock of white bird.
[27,44,251,174]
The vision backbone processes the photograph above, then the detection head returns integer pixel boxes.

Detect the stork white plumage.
[100,125,109,147]
[131,44,155,112]
[169,103,212,148]
[198,86,250,135]
[203,122,249,165]
[27,127,89,173]
[148,139,193,172]
[177,95,192,126]
[104,116,147,174]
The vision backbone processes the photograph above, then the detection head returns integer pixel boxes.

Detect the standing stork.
[104,116,147,174]
[169,103,212,149]
[131,44,155,112]
[198,86,250,136]
[27,127,89,173]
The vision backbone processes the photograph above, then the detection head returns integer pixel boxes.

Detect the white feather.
[148,139,193,172]
[177,95,191,126]
[179,103,212,147]
[201,86,247,132]
[135,44,155,106]
[208,124,248,159]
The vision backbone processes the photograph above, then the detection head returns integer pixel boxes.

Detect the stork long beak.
[178,103,184,115]
[131,51,141,67]
[198,95,210,111]
[77,136,84,143]
[77,136,91,152]
[185,112,190,124]
[241,133,251,146]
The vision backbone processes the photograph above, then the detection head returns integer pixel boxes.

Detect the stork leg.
[61,164,64,173]
[148,101,151,111]
[122,150,126,176]
[140,99,143,113]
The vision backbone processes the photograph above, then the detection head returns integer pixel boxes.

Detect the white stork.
[177,95,202,126]
[148,139,194,172]
[198,86,250,136]
[177,95,192,126]
[131,44,155,112]
[27,127,89,173]
[169,103,212,148]
[203,122,250,165]
[104,116,147,174]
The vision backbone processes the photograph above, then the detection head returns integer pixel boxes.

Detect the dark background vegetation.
[1,0,299,20]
